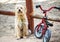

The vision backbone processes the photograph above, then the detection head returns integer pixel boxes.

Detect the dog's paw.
[16,38,21,40]
[16,36,23,40]
[23,36,27,39]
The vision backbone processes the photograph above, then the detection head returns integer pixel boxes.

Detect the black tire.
[34,25,43,39]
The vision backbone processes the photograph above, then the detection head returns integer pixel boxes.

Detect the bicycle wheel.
[34,25,43,39]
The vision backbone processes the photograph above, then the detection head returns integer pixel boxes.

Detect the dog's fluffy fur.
[15,4,28,39]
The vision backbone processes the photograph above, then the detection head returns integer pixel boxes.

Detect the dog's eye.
[21,7,22,9]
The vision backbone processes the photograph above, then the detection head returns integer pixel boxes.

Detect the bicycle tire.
[34,25,43,39]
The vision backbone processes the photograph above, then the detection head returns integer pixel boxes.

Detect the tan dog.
[15,4,28,39]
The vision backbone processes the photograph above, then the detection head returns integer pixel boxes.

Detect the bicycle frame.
[35,5,60,42]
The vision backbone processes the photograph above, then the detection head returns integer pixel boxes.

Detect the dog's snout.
[18,9,22,13]
[19,9,21,12]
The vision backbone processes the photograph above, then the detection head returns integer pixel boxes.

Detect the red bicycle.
[34,5,60,42]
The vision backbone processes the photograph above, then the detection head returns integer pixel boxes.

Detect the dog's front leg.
[23,23,28,38]
[15,25,22,39]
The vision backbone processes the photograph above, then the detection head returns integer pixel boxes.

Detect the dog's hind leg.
[25,25,29,36]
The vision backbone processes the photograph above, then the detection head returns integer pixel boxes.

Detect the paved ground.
[0,34,43,42]
[0,20,60,42]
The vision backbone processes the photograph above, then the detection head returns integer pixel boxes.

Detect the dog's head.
[15,4,26,14]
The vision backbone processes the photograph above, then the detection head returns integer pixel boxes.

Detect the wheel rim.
[35,26,42,37]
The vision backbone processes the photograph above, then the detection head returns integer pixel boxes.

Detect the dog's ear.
[24,6,27,13]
